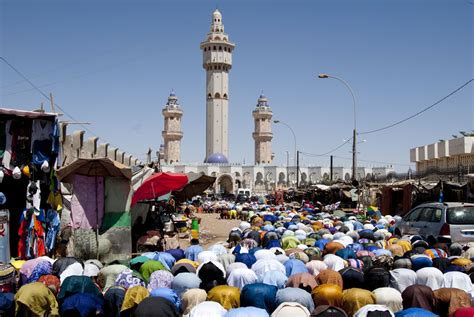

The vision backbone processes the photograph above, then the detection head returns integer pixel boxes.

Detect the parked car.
[393,202,474,244]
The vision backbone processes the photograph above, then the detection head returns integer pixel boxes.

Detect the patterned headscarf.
[115,269,146,290]
[26,261,52,284]
[147,270,174,291]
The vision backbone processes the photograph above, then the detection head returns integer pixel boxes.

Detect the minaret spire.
[162,90,183,164]
[201,9,235,162]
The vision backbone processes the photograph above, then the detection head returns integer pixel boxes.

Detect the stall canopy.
[57,158,132,183]
[131,172,188,206]
[172,172,216,202]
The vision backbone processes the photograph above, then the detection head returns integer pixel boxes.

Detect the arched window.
[207,93,212,99]
[215,92,221,98]
[213,46,216,50]
[219,46,222,51]
[223,93,228,99]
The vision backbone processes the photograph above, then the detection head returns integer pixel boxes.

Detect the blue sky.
[1,0,472,171]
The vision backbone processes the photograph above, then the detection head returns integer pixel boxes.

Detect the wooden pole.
[49,93,55,113]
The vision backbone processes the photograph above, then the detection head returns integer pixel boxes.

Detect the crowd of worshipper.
[1,205,474,317]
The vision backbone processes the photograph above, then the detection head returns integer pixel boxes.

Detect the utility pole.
[296,150,300,189]
[330,155,334,182]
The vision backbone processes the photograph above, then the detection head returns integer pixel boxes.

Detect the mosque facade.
[160,9,394,194]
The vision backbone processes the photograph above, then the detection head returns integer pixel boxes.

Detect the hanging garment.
[27,181,41,210]
[2,120,13,169]
[71,175,104,230]
[18,209,46,259]
[45,210,60,252]
[10,119,32,168]
[51,119,60,154]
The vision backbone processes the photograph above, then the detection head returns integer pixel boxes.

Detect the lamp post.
[274,120,297,187]
[318,73,358,180]
[285,151,289,187]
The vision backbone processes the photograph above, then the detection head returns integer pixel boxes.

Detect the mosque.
[160,9,393,194]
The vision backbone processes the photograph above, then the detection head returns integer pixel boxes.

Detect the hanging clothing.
[0,120,6,165]
[18,209,46,259]
[70,175,104,230]
[45,209,60,252]
[10,119,32,168]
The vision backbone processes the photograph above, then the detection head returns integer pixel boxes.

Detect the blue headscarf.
[240,283,277,314]
[185,245,203,262]
[284,259,308,277]
[150,288,180,310]
[263,214,277,224]
[335,248,356,260]
[235,253,257,268]
[103,287,125,317]
[265,240,281,250]
[395,308,439,317]
[411,256,433,271]
[347,243,364,253]
[60,293,104,317]
[26,261,52,284]
[166,249,185,262]
[315,239,330,250]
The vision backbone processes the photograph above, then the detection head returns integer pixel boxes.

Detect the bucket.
[191,229,199,240]
[191,219,199,231]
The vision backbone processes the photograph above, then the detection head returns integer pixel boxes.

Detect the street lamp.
[318,73,358,180]
[274,120,297,186]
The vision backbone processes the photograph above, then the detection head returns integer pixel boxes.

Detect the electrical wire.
[0,56,109,144]
[359,79,473,135]
[299,137,352,157]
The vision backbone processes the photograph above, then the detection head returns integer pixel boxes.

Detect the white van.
[236,188,252,197]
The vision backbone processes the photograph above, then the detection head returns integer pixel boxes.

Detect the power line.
[299,137,352,157]
[360,79,474,135]
[0,56,109,144]
[332,155,414,167]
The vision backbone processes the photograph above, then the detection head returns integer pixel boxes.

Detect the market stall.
[0,108,60,261]
[57,158,132,262]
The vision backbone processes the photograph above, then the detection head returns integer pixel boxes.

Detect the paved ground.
[178,213,241,249]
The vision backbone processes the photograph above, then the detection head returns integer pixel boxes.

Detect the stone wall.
[60,123,142,167]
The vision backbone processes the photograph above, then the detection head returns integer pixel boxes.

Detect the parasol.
[172,172,216,202]
[131,172,188,206]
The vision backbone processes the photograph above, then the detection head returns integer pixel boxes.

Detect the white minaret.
[253,94,273,165]
[162,91,183,164]
[200,9,235,163]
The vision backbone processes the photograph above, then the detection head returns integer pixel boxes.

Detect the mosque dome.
[205,153,229,164]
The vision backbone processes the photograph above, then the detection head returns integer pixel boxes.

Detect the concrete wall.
[60,123,142,167]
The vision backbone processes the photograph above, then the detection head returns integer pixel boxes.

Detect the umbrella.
[131,172,188,206]
[57,158,132,183]
[57,158,132,259]
[172,172,216,202]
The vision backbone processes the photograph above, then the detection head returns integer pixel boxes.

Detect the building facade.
[162,91,183,164]
[200,9,235,162]
[410,136,474,173]
[159,9,394,194]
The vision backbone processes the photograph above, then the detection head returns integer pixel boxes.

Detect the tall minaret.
[200,9,235,162]
[253,94,273,165]
[162,91,183,164]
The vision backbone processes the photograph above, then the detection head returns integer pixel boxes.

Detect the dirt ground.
[178,213,241,249]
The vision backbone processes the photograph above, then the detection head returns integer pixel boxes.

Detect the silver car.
[394,202,474,244]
